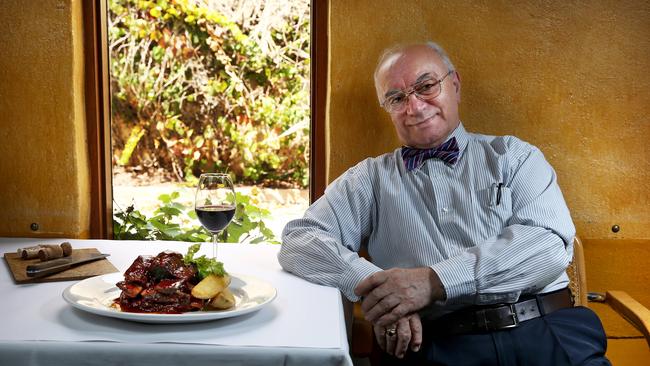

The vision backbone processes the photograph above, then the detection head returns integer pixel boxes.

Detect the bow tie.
[401,137,460,171]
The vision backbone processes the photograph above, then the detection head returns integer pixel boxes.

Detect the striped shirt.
[278,123,575,319]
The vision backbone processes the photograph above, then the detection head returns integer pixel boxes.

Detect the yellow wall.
[329,0,649,240]
[0,0,90,238]
[328,0,650,305]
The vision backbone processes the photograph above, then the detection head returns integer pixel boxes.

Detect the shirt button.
[442,207,449,213]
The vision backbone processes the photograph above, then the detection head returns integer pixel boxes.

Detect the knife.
[26,253,111,278]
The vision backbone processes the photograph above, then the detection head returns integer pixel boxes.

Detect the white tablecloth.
[0,238,352,366]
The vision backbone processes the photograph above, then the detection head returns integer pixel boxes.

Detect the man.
[279,42,609,365]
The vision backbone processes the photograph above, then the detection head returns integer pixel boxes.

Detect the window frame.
[84,0,328,238]
[83,0,112,239]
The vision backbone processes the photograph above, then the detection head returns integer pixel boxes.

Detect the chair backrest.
[566,236,588,307]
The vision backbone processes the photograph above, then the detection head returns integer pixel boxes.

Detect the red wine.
[196,205,236,233]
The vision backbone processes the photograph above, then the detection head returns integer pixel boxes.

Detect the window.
[84,0,328,239]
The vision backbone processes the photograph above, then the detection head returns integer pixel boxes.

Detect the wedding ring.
[385,327,397,337]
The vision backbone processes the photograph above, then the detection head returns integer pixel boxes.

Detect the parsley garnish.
[183,243,227,279]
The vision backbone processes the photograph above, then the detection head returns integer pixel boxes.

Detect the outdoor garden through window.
[108,0,310,243]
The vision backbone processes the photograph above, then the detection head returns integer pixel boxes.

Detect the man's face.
[375,46,461,149]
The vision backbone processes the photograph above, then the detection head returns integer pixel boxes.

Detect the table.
[0,238,353,366]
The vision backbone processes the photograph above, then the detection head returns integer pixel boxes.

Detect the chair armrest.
[606,290,650,347]
[351,302,374,357]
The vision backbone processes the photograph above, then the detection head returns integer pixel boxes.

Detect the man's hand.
[374,313,423,359]
[355,267,444,326]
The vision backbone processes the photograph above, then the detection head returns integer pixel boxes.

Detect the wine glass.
[195,173,236,259]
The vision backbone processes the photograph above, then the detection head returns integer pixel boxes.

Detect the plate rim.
[62,272,277,324]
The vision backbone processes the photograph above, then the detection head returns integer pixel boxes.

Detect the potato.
[191,274,231,299]
[208,288,235,310]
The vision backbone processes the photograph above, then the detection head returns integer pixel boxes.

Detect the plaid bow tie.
[401,137,460,171]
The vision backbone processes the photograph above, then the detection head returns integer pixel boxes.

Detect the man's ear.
[453,71,461,101]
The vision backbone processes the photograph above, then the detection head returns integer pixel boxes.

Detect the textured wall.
[0,0,90,238]
[328,0,650,241]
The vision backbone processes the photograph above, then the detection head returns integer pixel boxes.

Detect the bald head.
[374,42,456,100]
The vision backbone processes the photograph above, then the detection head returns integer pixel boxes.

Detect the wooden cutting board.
[4,248,119,284]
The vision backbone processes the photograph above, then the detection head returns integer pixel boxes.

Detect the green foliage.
[183,243,226,278]
[225,192,277,244]
[109,0,310,187]
[113,190,279,244]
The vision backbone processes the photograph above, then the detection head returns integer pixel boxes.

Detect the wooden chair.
[350,236,650,364]
[571,237,650,364]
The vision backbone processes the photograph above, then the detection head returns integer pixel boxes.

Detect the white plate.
[62,272,277,324]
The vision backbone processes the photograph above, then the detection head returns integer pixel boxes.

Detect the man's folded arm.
[278,164,381,301]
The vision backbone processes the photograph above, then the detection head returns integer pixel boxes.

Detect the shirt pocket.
[474,185,513,237]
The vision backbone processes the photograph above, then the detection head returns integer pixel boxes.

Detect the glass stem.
[212,232,219,259]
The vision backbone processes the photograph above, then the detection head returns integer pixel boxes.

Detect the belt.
[427,288,573,336]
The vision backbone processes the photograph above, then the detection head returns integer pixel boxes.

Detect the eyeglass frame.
[379,69,455,113]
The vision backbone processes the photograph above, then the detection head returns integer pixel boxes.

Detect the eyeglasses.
[380,70,454,113]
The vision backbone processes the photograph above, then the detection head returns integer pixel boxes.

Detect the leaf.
[156,205,183,217]
[161,225,182,238]
[152,45,165,61]
[147,218,167,231]
[158,193,172,203]
[259,224,275,239]
[250,237,265,244]
[149,7,162,18]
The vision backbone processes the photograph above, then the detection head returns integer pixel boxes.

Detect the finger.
[375,303,410,327]
[409,314,423,352]
[394,317,411,359]
[363,293,400,322]
[373,325,387,352]
[385,326,397,356]
[354,271,387,297]
[360,284,392,314]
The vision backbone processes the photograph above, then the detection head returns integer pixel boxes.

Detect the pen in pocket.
[496,183,503,206]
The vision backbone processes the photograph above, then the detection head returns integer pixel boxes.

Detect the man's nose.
[405,93,428,115]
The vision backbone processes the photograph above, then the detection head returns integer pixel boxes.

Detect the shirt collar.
[447,121,469,158]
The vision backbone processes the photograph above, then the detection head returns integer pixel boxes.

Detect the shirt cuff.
[430,253,477,305]
[339,258,382,302]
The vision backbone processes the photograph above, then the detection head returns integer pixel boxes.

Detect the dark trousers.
[380,306,610,366]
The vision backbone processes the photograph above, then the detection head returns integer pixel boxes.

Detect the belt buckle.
[500,304,520,329]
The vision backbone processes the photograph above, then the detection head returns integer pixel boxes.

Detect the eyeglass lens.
[383,71,452,113]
